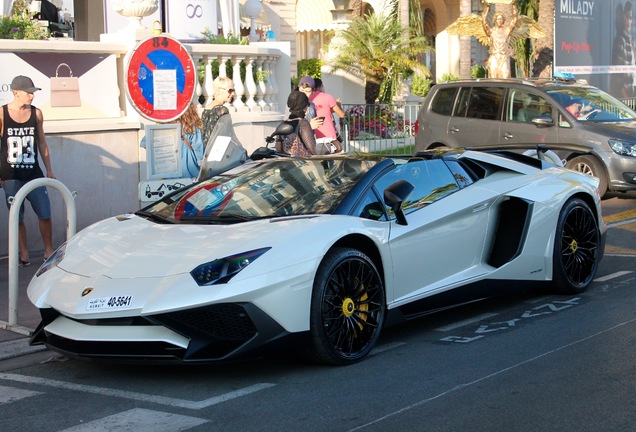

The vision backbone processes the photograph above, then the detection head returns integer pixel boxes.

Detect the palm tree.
[532,0,554,77]
[513,0,539,77]
[329,5,432,103]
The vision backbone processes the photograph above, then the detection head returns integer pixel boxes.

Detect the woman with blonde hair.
[201,76,235,143]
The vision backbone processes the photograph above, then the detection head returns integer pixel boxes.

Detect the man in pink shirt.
[299,76,345,153]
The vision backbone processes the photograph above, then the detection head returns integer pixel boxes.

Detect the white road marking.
[0,385,42,405]
[434,313,500,332]
[347,316,636,432]
[59,408,207,432]
[594,271,634,282]
[0,373,274,410]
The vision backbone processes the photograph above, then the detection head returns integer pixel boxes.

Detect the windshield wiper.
[180,213,270,223]
[135,210,174,224]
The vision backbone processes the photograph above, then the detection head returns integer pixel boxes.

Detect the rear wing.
[464,143,594,169]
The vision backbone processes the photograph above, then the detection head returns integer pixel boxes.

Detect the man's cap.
[11,76,41,93]
[299,76,315,89]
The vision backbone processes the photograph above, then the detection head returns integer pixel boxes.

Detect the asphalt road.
[0,193,634,432]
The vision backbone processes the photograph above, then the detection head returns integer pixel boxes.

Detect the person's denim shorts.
[2,179,51,222]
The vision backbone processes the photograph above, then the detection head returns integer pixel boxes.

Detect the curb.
[0,338,47,361]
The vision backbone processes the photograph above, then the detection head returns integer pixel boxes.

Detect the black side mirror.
[383,180,414,226]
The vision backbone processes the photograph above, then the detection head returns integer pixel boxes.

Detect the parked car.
[29,150,606,365]
[414,78,636,196]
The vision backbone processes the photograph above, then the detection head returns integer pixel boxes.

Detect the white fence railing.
[340,103,421,154]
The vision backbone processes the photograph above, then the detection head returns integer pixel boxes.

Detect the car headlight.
[36,243,66,277]
[190,248,271,286]
[609,139,636,156]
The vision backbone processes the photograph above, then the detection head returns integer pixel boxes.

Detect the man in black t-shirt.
[0,76,56,267]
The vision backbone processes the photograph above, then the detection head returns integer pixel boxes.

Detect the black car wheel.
[552,198,601,294]
[306,247,385,365]
[566,155,607,197]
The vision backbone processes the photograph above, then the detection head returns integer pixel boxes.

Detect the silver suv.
[414,78,636,196]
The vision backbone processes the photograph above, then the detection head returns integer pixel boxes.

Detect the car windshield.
[138,157,379,224]
[547,87,636,122]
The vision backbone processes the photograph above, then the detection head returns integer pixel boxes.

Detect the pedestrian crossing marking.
[0,373,274,409]
[59,408,207,432]
[0,385,42,405]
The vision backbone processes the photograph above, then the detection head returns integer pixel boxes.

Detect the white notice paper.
[153,69,177,110]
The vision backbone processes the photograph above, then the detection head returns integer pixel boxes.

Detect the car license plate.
[86,296,133,310]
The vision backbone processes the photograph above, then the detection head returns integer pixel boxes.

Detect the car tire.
[565,155,608,197]
[306,247,385,365]
[552,198,601,294]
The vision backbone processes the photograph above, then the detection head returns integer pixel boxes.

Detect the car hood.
[56,214,326,279]
[584,120,636,140]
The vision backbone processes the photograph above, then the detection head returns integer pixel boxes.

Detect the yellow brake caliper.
[341,281,369,331]
[569,239,578,253]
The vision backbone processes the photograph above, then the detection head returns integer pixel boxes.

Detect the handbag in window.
[50,63,81,107]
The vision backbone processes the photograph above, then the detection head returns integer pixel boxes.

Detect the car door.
[446,86,504,148]
[499,89,560,145]
[372,159,499,305]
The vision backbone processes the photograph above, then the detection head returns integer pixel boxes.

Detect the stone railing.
[189,43,289,115]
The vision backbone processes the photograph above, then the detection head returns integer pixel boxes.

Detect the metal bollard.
[1,178,77,334]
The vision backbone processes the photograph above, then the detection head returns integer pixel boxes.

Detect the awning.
[296,0,338,32]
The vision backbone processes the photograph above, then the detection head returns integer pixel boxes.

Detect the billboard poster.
[166,0,217,42]
[555,0,636,99]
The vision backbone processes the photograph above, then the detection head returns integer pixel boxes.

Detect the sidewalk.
[0,255,49,359]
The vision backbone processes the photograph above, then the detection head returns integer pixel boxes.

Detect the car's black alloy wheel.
[307,247,385,365]
[553,198,601,293]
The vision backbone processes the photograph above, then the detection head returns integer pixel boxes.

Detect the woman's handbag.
[289,134,312,156]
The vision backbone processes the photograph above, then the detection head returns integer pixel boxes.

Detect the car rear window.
[430,87,458,116]
[456,87,504,120]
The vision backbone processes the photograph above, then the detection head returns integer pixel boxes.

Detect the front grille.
[151,303,257,341]
[32,303,276,363]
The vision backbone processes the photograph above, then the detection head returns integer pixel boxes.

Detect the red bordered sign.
[125,35,197,122]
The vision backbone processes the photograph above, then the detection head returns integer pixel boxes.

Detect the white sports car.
[28,149,606,365]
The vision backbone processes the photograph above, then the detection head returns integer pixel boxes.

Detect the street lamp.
[243,0,262,42]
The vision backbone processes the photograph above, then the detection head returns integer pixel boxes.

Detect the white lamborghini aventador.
[28,148,606,365]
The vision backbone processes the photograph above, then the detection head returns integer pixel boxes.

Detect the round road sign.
[125,35,197,122]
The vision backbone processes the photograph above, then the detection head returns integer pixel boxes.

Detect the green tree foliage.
[0,0,49,40]
[410,74,433,98]
[296,58,323,87]
[329,1,432,103]
[471,64,488,78]
[513,0,539,77]
[200,28,248,45]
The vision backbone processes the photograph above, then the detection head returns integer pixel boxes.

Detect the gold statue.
[446,0,545,79]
